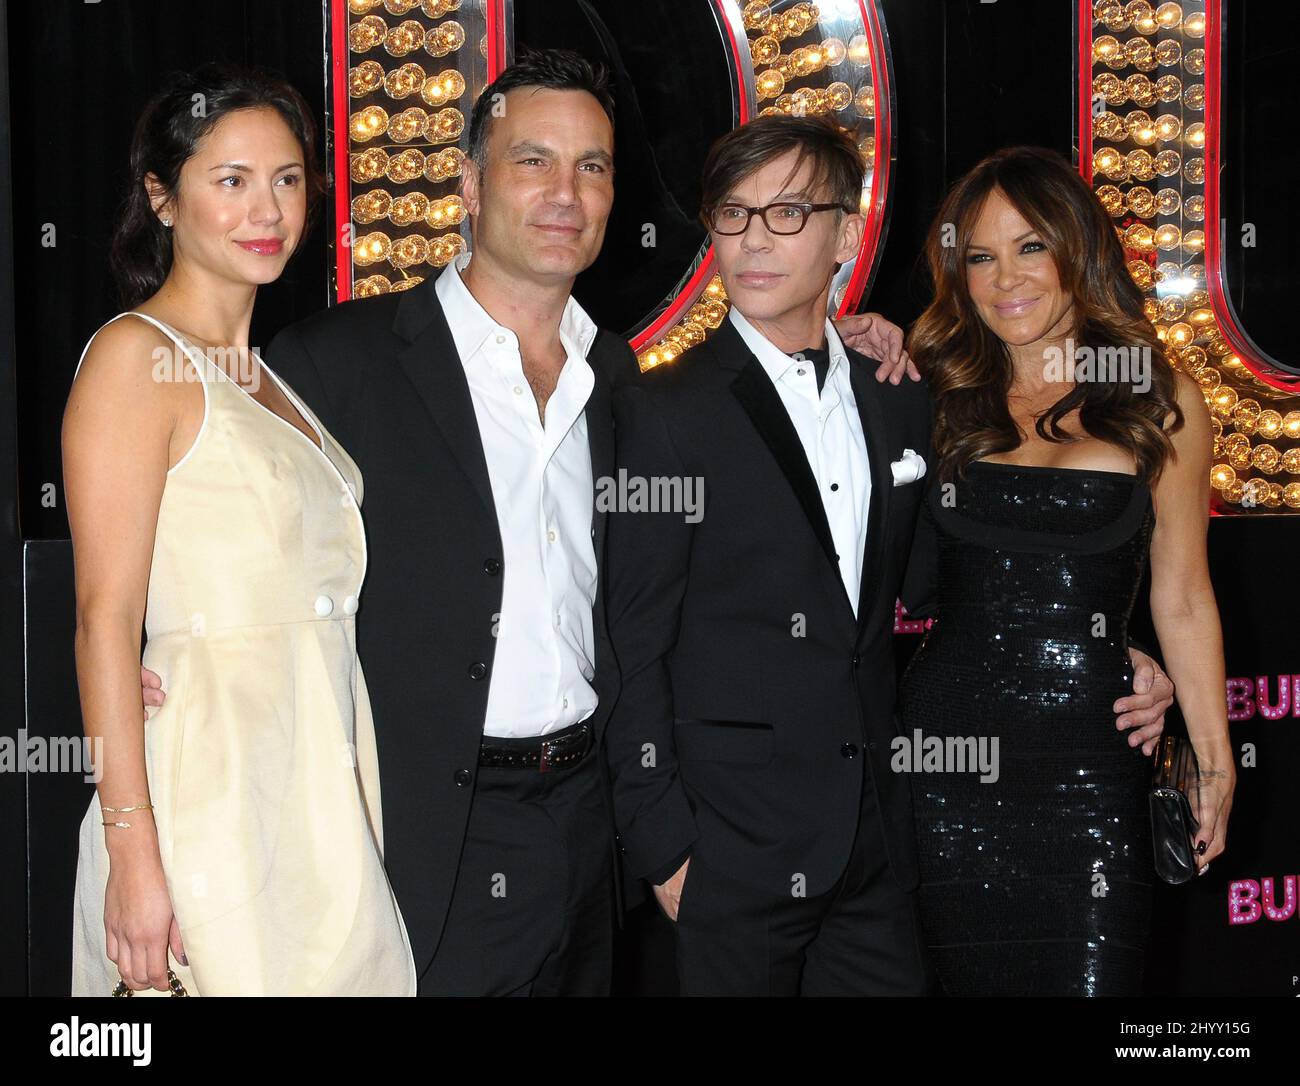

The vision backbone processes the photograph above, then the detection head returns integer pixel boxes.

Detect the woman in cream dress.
[63,65,415,995]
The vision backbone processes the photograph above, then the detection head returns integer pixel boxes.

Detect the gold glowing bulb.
[1154,149,1181,177]
[354,232,392,267]
[1126,186,1156,217]
[1257,410,1284,439]
[1128,261,1156,290]
[1210,463,1236,489]
[742,1,772,32]
[1094,35,1122,64]
[1094,111,1125,141]
[1093,146,1125,179]
[349,60,385,97]
[826,82,853,111]
[350,106,390,142]
[822,38,847,65]
[1096,184,1125,215]
[757,69,785,100]
[1154,113,1181,141]
[1124,223,1156,252]
[1211,385,1238,417]
[1154,38,1182,67]
[1251,445,1281,474]
[1126,148,1156,181]
[1153,223,1181,250]
[1155,2,1182,29]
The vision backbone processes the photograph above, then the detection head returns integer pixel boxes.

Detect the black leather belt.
[478,720,593,771]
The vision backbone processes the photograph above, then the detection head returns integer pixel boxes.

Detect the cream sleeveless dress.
[70,312,417,996]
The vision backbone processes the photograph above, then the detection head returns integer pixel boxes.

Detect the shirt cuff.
[644,846,693,889]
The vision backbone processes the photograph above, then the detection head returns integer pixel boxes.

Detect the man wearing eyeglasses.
[602,114,940,996]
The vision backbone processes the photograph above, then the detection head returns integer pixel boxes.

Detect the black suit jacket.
[605,317,933,897]
[264,278,640,976]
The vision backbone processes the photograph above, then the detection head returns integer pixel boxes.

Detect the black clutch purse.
[1149,734,1201,885]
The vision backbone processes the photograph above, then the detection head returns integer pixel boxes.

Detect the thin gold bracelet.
[101,802,154,829]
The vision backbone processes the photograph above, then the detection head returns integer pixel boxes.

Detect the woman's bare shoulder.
[71,314,191,400]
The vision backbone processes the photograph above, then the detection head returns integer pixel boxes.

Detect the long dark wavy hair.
[110,63,325,308]
[908,146,1183,485]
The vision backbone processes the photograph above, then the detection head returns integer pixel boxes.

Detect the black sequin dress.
[898,461,1156,996]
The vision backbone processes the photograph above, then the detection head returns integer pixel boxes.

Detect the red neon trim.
[1202,1,1298,392]
[629,254,719,353]
[1077,0,1094,181]
[629,0,750,351]
[330,0,352,302]
[836,0,892,318]
[485,1,504,78]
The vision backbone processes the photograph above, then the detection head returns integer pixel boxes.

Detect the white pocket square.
[890,448,926,487]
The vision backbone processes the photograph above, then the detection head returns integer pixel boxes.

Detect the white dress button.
[343,595,359,615]
[496,334,506,345]
[513,386,523,395]
[547,529,556,542]
[314,594,334,617]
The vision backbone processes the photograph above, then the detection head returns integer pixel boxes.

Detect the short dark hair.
[466,48,615,171]
[111,63,324,308]
[699,114,863,225]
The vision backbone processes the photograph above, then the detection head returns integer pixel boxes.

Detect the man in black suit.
[604,115,1174,995]
[262,51,641,995]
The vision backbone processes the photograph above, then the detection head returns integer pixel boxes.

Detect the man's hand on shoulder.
[834,312,920,384]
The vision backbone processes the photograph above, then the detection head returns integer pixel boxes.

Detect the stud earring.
[161,216,173,227]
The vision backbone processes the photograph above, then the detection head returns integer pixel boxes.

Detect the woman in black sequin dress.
[897,148,1235,996]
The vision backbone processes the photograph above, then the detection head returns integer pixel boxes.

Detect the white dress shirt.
[728,308,871,616]
[435,252,600,737]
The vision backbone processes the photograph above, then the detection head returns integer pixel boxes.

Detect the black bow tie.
[791,346,831,395]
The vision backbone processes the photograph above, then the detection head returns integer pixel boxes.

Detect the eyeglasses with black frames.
[703,201,855,236]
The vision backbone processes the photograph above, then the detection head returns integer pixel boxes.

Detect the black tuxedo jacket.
[265,279,640,976]
[605,317,934,897]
